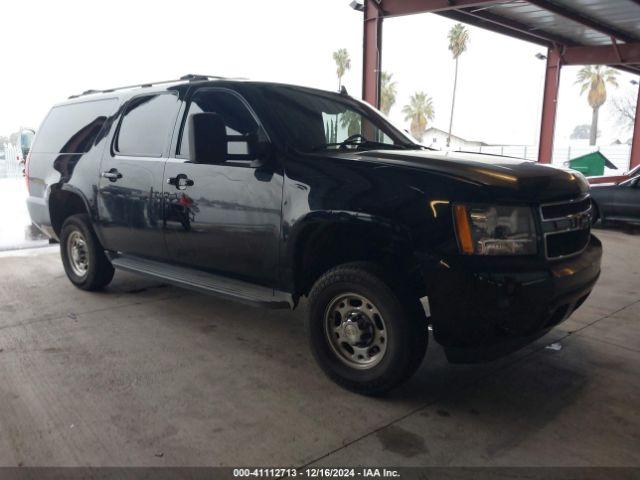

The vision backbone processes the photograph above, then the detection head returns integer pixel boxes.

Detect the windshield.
[253,85,417,152]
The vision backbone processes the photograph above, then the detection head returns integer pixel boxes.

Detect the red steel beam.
[450,8,577,47]
[561,43,640,66]
[362,0,383,108]
[439,9,558,47]
[538,48,562,164]
[630,87,640,170]
[379,0,503,17]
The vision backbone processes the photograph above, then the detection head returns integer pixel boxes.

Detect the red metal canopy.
[360,0,640,170]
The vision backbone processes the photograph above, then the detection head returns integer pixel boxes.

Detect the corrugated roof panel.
[465,0,640,47]
[553,0,640,41]
[487,1,617,45]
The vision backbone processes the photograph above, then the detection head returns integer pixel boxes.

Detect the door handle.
[167,174,194,190]
[102,168,123,182]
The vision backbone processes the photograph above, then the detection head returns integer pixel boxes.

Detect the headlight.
[453,204,537,255]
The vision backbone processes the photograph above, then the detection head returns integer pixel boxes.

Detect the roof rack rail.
[68,74,226,99]
[180,73,226,81]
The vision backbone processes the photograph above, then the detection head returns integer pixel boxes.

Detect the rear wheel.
[60,214,114,291]
[308,263,428,396]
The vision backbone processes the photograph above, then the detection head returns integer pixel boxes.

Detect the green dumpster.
[567,151,618,177]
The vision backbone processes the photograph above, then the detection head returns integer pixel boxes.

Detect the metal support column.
[362,0,383,108]
[538,48,562,164]
[630,85,640,170]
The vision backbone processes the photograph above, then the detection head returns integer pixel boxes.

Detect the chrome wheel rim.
[67,230,89,278]
[324,292,388,370]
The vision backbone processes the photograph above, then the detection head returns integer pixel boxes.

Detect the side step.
[108,254,293,309]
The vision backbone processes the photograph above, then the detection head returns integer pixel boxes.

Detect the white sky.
[1,0,638,146]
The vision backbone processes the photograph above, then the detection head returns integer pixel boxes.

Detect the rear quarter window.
[115,93,180,157]
[31,98,118,154]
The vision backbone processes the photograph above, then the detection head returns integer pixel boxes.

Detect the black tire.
[60,214,114,291]
[307,262,428,396]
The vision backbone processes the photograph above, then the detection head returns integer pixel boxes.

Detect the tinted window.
[252,86,412,152]
[116,93,179,156]
[31,99,118,154]
[179,90,259,159]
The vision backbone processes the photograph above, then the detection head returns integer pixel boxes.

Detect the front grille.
[540,195,592,260]
[546,229,591,259]
[541,197,592,220]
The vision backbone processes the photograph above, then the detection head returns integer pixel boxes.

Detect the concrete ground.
[0,228,638,467]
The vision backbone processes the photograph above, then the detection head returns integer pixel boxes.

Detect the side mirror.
[19,128,35,159]
[244,132,274,167]
[188,113,227,164]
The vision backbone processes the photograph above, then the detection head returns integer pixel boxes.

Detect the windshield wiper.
[310,136,415,152]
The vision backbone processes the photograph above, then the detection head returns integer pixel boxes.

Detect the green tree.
[380,71,398,115]
[332,48,351,91]
[570,124,600,140]
[325,119,338,143]
[446,23,469,148]
[575,66,619,145]
[340,111,362,137]
[402,92,435,142]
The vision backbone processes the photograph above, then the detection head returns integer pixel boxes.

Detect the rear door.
[97,91,181,259]
[163,87,283,286]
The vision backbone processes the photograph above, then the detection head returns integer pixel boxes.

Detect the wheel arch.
[287,211,424,299]
[48,185,92,237]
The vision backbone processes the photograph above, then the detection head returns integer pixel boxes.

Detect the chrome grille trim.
[539,194,592,260]
[540,194,592,221]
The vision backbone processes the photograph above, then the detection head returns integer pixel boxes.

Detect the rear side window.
[116,93,180,157]
[31,99,118,154]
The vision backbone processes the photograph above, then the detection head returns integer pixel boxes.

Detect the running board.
[108,253,293,309]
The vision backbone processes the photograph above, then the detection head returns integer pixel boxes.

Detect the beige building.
[423,127,487,151]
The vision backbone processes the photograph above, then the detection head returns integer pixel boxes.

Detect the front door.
[163,88,283,287]
[97,92,181,259]
[612,176,640,222]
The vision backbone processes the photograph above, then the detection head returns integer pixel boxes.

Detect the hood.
[355,150,589,202]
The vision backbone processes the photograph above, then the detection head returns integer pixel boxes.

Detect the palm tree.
[380,71,398,115]
[402,92,435,142]
[332,48,351,91]
[575,66,619,145]
[446,23,469,148]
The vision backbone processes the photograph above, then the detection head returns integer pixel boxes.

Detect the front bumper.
[427,235,602,363]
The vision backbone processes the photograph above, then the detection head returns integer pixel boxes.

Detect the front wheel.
[307,263,428,396]
[60,214,115,291]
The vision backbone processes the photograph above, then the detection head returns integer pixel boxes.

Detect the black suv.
[26,75,601,395]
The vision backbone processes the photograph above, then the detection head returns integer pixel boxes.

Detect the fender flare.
[282,210,416,294]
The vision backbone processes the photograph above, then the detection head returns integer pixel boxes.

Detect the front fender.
[281,209,416,294]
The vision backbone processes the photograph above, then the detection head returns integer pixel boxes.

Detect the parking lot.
[0,228,638,467]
